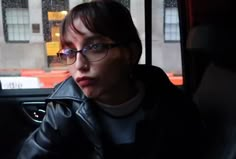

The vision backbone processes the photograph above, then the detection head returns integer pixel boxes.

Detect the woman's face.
[64,18,133,104]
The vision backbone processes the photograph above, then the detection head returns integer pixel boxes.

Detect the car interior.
[0,0,235,158]
[181,0,236,158]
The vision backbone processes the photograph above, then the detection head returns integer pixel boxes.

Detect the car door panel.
[0,89,51,159]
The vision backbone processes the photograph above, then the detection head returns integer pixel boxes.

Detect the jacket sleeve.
[17,101,74,159]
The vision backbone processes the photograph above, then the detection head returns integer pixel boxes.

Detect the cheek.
[96,58,129,83]
[68,65,77,78]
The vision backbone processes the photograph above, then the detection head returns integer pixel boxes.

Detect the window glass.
[164,7,180,41]
[152,0,182,85]
[2,0,29,42]
[0,0,182,90]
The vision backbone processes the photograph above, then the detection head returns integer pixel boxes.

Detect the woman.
[17,1,207,159]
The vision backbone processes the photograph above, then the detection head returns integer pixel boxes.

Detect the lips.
[76,76,95,87]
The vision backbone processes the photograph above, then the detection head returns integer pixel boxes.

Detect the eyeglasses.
[57,43,120,65]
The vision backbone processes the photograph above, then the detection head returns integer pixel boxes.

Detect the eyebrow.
[83,35,111,45]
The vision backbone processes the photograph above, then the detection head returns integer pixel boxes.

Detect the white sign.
[0,77,41,89]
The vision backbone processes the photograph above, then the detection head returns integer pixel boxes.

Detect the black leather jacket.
[17,65,207,159]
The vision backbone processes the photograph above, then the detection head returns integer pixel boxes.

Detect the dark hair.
[60,0,142,64]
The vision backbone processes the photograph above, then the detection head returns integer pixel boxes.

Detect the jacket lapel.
[72,100,104,158]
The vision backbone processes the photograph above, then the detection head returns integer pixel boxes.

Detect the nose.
[74,53,89,71]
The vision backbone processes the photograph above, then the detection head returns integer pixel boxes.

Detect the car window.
[0,0,182,90]
[152,0,182,86]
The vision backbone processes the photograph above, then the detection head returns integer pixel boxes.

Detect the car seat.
[187,24,236,159]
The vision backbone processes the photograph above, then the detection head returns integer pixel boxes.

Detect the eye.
[63,48,77,58]
[63,48,74,54]
[89,43,106,53]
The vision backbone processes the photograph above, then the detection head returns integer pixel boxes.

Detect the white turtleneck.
[96,81,145,144]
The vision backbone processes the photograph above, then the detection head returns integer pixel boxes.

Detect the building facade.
[0,0,181,74]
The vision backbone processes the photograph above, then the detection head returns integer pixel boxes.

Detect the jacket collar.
[47,77,87,102]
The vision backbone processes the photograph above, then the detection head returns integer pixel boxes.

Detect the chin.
[82,89,99,99]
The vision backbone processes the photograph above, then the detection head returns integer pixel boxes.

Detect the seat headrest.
[187,25,235,50]
[187,25,236,71]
